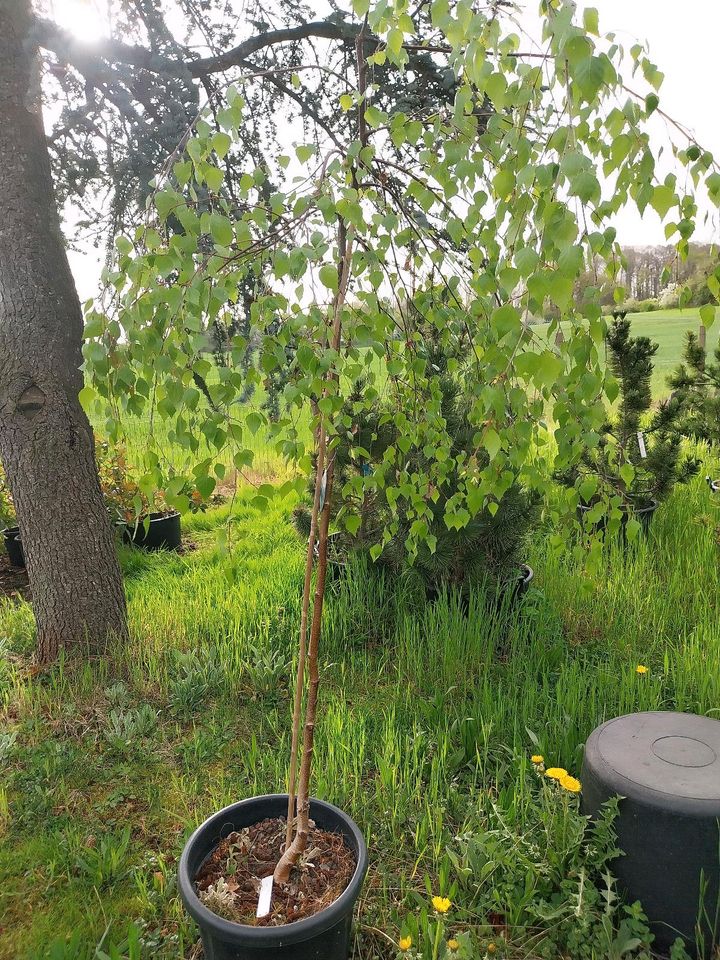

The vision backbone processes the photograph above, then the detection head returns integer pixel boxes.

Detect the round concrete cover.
[592,711,720,803]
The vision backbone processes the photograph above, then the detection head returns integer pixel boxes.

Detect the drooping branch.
[188,20,372,78]
[33,10,550,83]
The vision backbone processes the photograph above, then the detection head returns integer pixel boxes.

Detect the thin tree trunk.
[284,415,327,850]
[0,0,128,662]
[274,462,335,881]
[274,223,353,885]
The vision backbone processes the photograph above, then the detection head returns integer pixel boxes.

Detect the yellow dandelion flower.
[448,940,460,952]
[399,935,412,951]
[559,774,582,793]
[432,895,452,914]
[636,664,648,674]
[531,755,544,764]
[544,767,568,780]
[487,944,497,954]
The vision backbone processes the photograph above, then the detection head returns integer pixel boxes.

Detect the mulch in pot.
[194,816,356,927]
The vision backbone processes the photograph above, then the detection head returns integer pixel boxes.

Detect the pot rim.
[178,794,368,945]
[2,526,20,538]
[116,510,181,527]
[577,497,658,515]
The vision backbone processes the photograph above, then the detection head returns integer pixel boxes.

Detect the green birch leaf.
[483,428,501,461]
[319,264,339,292]
[209,213,233,247]
[699,304,716,328]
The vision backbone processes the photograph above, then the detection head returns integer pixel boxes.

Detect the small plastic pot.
[2,527,25,568]
[121,511,181,551]
[178,794,368,960]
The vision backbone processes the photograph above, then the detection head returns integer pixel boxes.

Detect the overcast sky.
[571,0,720,245]
[49,0,720,299]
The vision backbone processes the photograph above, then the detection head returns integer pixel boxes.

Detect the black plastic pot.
[425,564,534,615]
[582,712,720,957]
[178,794,368,960]
[511,563,534,600]
[2,527,24,568]
[121,511,181,551]
[577,499,658,536]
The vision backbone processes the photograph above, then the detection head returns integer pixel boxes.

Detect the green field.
[535,308,719,394]
[2,458,720,958]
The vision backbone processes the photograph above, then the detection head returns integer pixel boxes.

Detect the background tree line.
[570,243,719,317]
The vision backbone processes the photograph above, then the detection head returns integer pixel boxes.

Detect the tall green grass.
[1,464,719,958]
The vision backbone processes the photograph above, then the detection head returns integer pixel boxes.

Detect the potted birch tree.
[82,1,720,955]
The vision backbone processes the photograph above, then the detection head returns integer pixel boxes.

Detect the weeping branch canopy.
[32,0,466,241]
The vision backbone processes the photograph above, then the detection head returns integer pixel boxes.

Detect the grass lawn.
[2,461,720,958]
[535,308,719,395]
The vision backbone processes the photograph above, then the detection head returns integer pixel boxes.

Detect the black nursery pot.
[577,499,658,536]
[582,712,720,957]
[121,511,181,551]
[178,794,368,960]
[2,527,24,568]
[425,564,534,614]
[511,563,534,600]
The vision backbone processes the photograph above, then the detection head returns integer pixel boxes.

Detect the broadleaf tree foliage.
[35,0,461,241]
[81,0,720,867]
[83,0,720,559]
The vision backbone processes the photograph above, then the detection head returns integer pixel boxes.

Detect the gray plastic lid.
[585,711,720,810]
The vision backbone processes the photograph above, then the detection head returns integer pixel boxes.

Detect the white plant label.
[257,875,273,918]
[637,432,647,459]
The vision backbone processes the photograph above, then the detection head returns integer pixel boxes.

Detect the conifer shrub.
[668,331,720,447]
[294,317,538,599]
[558,317,699,515]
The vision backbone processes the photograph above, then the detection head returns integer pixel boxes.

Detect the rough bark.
[0,0,128,662]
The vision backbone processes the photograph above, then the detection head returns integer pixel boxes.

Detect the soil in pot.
[195,816,356,927]
[180,795,367,960]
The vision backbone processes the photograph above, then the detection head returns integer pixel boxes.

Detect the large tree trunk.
[0,0,128,662]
